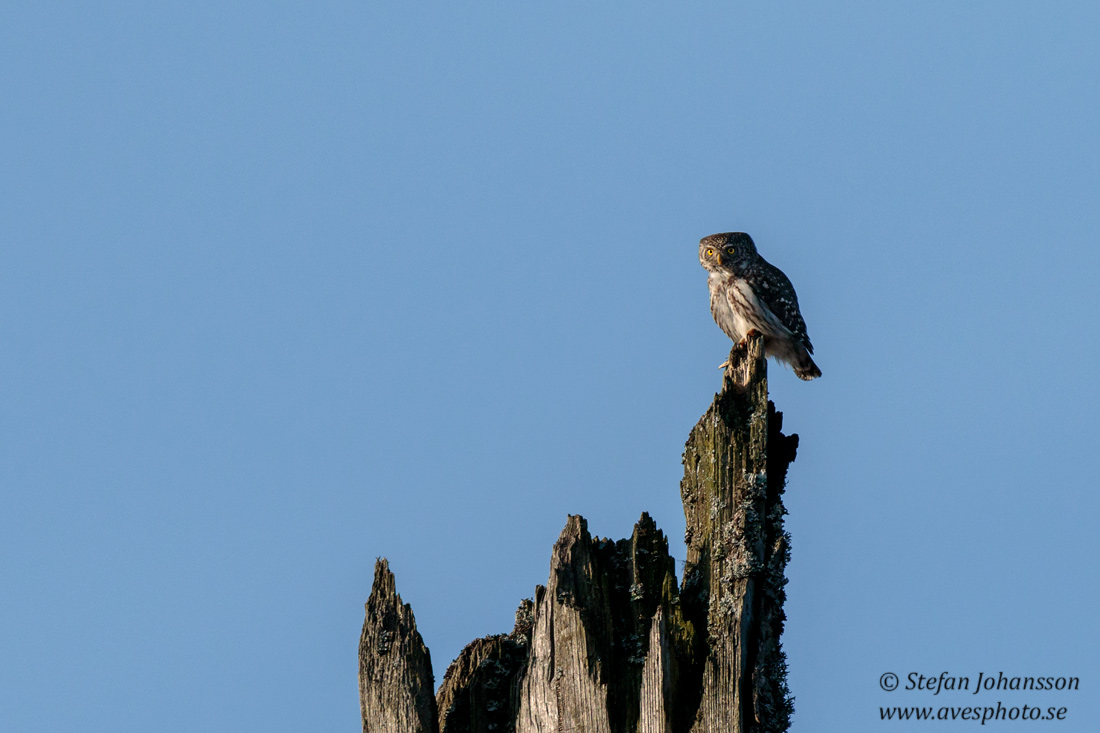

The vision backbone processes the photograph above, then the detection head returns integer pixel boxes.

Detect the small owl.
[699,232,821,380]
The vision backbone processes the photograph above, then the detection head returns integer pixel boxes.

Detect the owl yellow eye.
[705,248,714,256]
[725,246,735,254]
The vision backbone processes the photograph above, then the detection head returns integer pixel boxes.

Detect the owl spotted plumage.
[699,232,821,381]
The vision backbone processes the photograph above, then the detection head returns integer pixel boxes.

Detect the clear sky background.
[3,3,1099,731]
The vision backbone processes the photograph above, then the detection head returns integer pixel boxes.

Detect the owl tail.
[794,355,822,381]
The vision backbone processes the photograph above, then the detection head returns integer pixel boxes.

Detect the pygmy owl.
[699,232,821,380]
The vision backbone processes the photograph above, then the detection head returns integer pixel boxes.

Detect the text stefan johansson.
[905,671,1079,696]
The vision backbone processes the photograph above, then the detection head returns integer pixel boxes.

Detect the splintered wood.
[361,335,798,733]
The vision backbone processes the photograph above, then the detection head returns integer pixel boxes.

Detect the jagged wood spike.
[679,334,796,732]
[359,559,438,733]
[490,513,683,733]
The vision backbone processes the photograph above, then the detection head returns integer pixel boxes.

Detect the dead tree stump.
[360,334,798,732]
[678,335,797,732]
[359,559,437,733]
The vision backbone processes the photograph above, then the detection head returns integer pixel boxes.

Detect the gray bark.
[359,559,437,733]
[359,334,797,732]
[512,512,684,733]
[679,335,797,732]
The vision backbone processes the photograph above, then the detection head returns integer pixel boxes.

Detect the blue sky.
[3,3,1098,731]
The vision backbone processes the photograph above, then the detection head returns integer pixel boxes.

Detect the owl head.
[699,232,758,274]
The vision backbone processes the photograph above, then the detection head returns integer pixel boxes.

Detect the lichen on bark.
[678,336,797,732]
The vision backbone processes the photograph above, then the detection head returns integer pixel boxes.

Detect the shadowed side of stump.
[435,600,534,733]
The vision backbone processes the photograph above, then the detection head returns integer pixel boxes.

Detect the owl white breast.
[699,232,821,381]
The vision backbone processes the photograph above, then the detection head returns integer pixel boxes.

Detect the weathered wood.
[436,600,534,733]
[359,559,437,733]
[514,513,684,733]
[359,333,798,732]
[679,335,797,732]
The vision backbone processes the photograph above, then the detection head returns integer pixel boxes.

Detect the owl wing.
[753,259,814,354]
